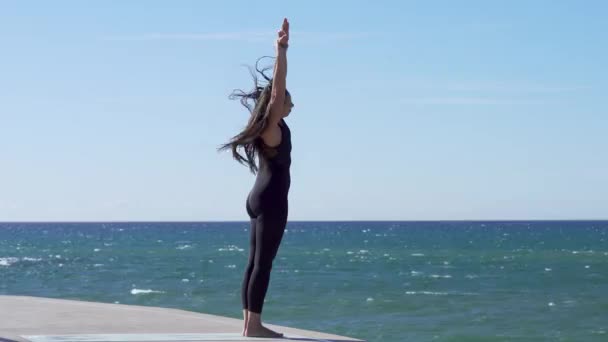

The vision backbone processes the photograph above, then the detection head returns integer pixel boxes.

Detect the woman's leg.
[241,195,258,335]
[247,211,287,314]
[241,216,257,311]
[245,210,287,337]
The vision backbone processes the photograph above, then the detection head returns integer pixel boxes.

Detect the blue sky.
[0,1,606,221]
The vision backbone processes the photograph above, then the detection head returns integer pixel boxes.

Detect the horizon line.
[1,219,607,224]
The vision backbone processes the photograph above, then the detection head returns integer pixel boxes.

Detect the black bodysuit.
[242,119,291,314]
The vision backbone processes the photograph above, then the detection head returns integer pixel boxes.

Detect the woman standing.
[219,18,294,338]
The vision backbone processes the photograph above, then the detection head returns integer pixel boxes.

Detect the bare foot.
[245,324,284,338]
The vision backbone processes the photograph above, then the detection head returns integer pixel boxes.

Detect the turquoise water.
[1,221,607,341]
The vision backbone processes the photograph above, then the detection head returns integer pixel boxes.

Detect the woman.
[219,18,294,338]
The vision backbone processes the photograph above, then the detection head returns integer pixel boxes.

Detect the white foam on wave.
[176,245,192,250]
[406,291,448,295]
[23,257,43,262]
[218,245,244,252]
[411,253,425,257]
[0,256,43,267]
[130,288,165,295]
[572,250,594,255]
[562,299,577,306]
[0,257,20,266]
[405,291,479,296]
[429,274,452,279]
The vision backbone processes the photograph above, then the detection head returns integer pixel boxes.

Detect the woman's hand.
[277,18,289,49]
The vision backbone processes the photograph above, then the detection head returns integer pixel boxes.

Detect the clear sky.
[1,1,606,221]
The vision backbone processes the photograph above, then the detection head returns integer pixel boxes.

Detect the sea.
[1,221,607,342]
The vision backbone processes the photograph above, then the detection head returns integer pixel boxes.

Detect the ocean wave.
[570,250,595,255]
[130,288,165,295]
[0,256,43,267]
[429,274,452,279]
[405,291,479,296]
[0,257,20,266]
[218,245,244,252]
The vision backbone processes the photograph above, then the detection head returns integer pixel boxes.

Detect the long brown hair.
[218,56,288,174]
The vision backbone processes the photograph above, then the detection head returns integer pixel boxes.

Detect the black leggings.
[241,197,287,314]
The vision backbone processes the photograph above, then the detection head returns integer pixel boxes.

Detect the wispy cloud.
[400,97,509,105]
[338,79,588,106]
[341,79,590,94]
[103,32,270,42]
[102,31,371,43]
[295,32,372,42]
[396,81,589,105]
[437,82,591,94]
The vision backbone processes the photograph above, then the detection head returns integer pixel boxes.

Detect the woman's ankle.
[247,311,261,324]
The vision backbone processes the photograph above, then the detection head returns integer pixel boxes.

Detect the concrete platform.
[0,296,364,342]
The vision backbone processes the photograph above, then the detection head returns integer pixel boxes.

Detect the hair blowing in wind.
[218,57,289,174]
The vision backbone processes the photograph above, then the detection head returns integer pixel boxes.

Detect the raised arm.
[261,18,289,147]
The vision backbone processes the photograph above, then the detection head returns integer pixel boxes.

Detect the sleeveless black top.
[247,119,292,214]
[258,119,291,169]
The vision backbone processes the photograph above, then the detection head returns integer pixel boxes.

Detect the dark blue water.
[1,221,607,341]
